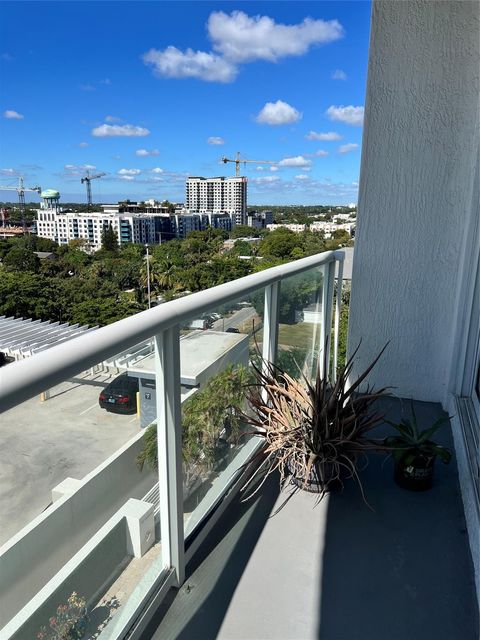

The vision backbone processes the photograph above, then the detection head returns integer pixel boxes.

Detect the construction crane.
[221,152,277,176]
[0,177,41,233]
[81,170,106,210]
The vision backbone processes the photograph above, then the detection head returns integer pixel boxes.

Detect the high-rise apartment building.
[185,176,247,225]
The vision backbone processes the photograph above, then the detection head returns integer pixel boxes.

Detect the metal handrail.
[0,249,344,413]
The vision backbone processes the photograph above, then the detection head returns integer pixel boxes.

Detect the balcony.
[0,247,478,639]
[149,398,479,640]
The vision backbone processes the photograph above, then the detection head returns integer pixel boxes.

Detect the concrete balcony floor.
[146,398,479,640]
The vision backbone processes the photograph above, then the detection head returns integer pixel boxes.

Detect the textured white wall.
[349,0,480,402]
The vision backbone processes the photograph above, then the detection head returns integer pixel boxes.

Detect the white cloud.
[118,168,141,175]
[207,136,225,145]
[105,115,123,123]
[306,130,341,141]
[338,142,359,154]
[142,47,237,83]
[208,11,344,63]
[3,110,23,119]
[254,175,280,183]
[279,155,312,167]
[313,150,329,157]
[332,69,347,80]
[327,105,364,126]
[151,167,164,174]
[80,84,95,92]
[256,166,264,171]
[0,168,19,176]
[136,148,160,157]
[295,174,310,181]
[121,175,135,181]
[256,100,301,126]
[78,141,89,148]
[63,164,97,176]
[270,166,279,172]
[92,124,150,137]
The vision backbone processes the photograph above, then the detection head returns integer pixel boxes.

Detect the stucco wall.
[348,0,480,402]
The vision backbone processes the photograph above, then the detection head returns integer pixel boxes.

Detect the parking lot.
[0,369,140,546]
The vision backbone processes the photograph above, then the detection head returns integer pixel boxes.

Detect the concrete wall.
[3,499,154,640]
[348,0,480,402]
[0,432,156,626]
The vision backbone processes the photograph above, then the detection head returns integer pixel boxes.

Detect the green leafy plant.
[137,365,250,473]
[383,402,452,466]
[243,343,390,505]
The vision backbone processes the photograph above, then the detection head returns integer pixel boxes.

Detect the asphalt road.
[212,306,258,332]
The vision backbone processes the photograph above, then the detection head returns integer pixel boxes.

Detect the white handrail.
[0,250,344,413]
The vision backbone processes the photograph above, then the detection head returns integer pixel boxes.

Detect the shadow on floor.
[144,398,478,640]
[145,475,280,640]
[317,398,479,640]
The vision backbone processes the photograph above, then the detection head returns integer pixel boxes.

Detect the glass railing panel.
[0,338,163,639]
[176,290,266,540]
[276,266,324,382]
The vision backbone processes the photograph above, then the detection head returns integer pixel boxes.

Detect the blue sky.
[0,1,371,206]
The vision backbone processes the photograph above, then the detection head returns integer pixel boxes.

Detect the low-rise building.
[266,223,306,233]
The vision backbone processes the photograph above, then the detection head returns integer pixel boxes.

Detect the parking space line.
[129,416,138,423]
[79,403,98,415]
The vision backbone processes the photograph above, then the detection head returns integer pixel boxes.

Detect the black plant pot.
[394,454,436,491]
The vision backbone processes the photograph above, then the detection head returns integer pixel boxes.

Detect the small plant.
[243,343,390,505]
[36,592,88,640]
[384,402,452,490]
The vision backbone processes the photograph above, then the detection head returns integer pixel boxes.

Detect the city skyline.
[0,1,371,205]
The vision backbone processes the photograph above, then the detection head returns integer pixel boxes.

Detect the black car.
[225,327,240,333]
[99,374,139,414]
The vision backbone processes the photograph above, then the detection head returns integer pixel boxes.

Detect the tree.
[259,228,299,259]
[137,365,250,472]
[3,247,40,273]
[161,200,176,213]
[100,224,118,252]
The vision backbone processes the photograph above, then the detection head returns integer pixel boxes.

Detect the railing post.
[155,325,185,586]
[262,282,280,369]
[320,260,336,380]
[333,257,344,383]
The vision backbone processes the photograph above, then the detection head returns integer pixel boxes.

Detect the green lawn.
[278,322,317,350]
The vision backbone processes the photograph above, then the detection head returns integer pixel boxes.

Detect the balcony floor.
[147,398,479,640]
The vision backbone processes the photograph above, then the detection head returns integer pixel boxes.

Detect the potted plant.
[384,403,452,491]
[242,344,390,505]
[36,592,88,640]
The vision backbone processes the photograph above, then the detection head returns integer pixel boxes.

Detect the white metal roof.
[0,316,97,359]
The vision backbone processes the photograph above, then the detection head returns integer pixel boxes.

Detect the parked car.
[99,374,139,414]
[226,327,240,334]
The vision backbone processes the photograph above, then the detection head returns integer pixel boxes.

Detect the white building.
[36,195,234,249]
[310,221,355,238]
[266,223,306,234]
[37,206,156,252]
[186,176,247,225]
